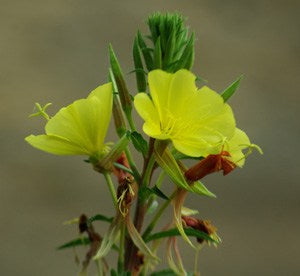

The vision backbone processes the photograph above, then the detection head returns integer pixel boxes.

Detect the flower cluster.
[25,12,262,276]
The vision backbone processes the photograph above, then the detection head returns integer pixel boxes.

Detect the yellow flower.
[25,83,113,157]
[134,69,236,157]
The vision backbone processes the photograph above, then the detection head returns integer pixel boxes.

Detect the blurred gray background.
[1,0,299,275]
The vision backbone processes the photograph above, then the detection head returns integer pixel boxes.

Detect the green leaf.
[221,75,243,102]
[130,131,148,158]
[145,227,216,243]
[150,185,169,200]
[150,269,177,276]
[57,237,90,250]
[140,185,169,201]
[57,236,119,251]
[88,214,114,225]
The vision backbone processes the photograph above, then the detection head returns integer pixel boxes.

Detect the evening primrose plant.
[25,12,262,276]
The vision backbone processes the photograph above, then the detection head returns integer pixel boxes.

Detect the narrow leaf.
[145,228,216,243]
[221,75,243,102]
[130,131,148,158]
[150,269,177,276]
[57,237,90,250]
[150,186,169,200]
[88,214,114,224]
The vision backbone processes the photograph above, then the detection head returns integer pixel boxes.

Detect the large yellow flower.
[134,69,236,157]
[25,83,113,157]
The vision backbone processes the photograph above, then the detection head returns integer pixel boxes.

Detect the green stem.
[124,147,141,182]
[103,172,117,207]
[126,111,137,131]
[142,190,176,239]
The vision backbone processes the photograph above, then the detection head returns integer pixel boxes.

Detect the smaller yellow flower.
[25,83,113,157]
[134,69,236,157]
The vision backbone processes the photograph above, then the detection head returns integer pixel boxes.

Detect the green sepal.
[174,32,195,71]
[133,36,147,92]
[153,37,162,69]
[137,31,153,71]
[154,141,215,197]
[163,28,176,69]
[109,44,132,114]
[221,75,243,102]
[109,69,127,138]
[130,131,148,158]
[95,131,130,172]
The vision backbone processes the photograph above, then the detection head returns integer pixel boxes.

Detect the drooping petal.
[226,128,250,167]
[25,134,89,155]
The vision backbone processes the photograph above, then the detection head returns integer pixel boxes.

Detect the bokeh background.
[1,0,299,275]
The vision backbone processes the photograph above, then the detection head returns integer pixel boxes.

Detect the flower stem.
[103,172,117,207]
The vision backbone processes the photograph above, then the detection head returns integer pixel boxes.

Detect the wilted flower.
[134,69,236,157]
[25,83,113,158]
[182,215,220,244]
[185,128,262,181]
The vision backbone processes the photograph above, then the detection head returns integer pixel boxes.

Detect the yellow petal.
[25,134,89,155]
[227,128,250,166]
[148,70,172,122]
[45,83,112,155]
[167,69,197,117]
[173,136,211,157]
[185,86,236,140]
[134,93,162,137]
